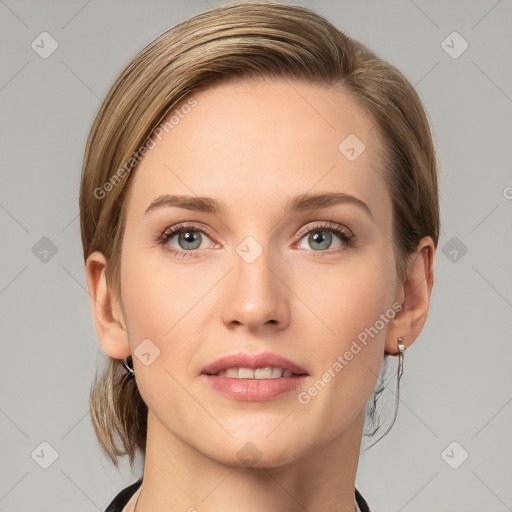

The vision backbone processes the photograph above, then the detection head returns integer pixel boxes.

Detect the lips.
[201,351,308,376]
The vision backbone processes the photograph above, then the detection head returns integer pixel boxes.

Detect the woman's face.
[117,78,404,466]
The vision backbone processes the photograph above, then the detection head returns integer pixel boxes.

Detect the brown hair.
[80,0,439,468]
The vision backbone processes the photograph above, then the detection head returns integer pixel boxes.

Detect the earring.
[123,356,135,379]
[364,336,407,450]
[397,336,405,380]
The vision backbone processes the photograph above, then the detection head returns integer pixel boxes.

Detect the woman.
[80,2,439,511]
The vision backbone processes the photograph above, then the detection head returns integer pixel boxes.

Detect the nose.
[221,247,291,334]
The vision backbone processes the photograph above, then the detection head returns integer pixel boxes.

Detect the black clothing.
[105,478,371,511]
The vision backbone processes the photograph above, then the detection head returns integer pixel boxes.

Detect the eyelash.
[155,221,355,259]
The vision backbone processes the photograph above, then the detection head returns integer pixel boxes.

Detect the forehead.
[124,78,390,225]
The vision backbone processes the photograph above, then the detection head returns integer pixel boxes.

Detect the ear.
[85,251,131,359]
[384,236,436,355]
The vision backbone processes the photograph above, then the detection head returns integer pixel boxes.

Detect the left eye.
[296,224,354,252]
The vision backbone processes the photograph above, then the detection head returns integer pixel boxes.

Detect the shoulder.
[355,487,372,512]
[104,478,143,512]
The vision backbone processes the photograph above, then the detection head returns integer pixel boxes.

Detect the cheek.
[294,280,392,443]
[292,247,397,346]
[119,244,197,338]
[119,249,204,419]
[119,245,213,381]
[292,250,396,408]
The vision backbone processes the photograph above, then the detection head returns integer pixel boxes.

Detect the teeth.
[213,367,296,379]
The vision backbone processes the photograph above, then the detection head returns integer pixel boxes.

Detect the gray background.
[1,0,511,510]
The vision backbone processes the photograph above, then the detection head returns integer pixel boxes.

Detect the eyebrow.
[144,192,374,221]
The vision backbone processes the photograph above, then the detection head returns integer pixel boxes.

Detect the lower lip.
[202,374,309,401]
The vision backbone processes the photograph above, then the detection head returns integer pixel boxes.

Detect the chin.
[203,438,306,469]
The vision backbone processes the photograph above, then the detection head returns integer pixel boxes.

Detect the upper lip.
[201,352,309,376]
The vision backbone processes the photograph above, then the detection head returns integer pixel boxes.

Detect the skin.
[86,78,435,512]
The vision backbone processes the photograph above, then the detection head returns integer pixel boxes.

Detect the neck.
[134,410,366,512]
